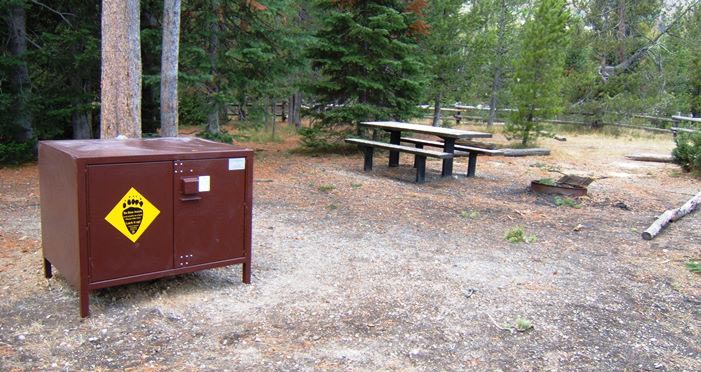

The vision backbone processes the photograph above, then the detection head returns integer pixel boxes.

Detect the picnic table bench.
[345,121,492,183]
[344,138,452,183]
[399,137,503,177]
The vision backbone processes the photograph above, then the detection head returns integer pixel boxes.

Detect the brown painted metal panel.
[39,143,82,288]
[173,158,247,268]
[87,162,174,282]
[40,138,253,317]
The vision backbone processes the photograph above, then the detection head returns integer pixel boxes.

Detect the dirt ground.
[1,125,700,370]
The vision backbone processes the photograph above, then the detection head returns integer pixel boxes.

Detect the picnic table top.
[360,121,492,139]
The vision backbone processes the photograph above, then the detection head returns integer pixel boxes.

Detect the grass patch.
[460,210,480,219]
[537,178,557,186]
[318,184,336,193]
[686,260,701,274]
[351,183,362,189]
[505,226,536,244]
[554,196,581,208]
[326,203,338,211]
[515,317,534,332]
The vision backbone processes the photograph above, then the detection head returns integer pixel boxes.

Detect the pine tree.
[307,0,425,144]
[505,0,569,145]
[686,4,701,117]
[418,0,465,127]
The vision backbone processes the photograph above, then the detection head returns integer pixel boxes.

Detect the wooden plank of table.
[360,121,492,139]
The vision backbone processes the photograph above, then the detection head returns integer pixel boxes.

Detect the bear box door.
[87,162,174,282]
[173,158,247,268]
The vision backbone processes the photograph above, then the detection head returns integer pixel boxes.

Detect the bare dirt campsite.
[1,126,700,370]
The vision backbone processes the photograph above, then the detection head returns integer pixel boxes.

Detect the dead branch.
[29,0,74,26]
[599,0,700,81]
[642,191,701,240]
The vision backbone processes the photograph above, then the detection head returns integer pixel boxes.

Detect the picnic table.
[359,121,492,177]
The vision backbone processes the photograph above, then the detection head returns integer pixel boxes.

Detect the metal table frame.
[360,121,492,177]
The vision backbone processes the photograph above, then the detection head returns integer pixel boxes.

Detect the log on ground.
[625,153,674,163]
[501,148,551,157]
[642,191,701,240]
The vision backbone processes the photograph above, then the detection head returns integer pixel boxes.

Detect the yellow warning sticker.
[105,187,160,243]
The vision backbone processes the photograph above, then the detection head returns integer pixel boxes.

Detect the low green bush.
[505,226,536,244]
[0,139,37,165]
[672,131,701,174]
[197,130,234,144]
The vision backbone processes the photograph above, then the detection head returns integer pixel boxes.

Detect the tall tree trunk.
[270,98,277,139]
[6,4,33,142]
[71,75,92,139]
[101,0,141,138]
[617,0,626,63]
[488,0,508,128]
[160,0,181,137]
[72,110,93,139]
[432,92,442,127]
[488,67,502,127]
[288,92,302,128]
[206,1,221,134]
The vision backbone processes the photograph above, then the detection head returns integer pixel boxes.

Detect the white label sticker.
[228,158,246,171]
[198,176,211,192]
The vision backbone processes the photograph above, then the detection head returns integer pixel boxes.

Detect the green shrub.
[687,260,701,274]
[672,131,701,174]
[197,130,234,144]
[505,226,537,244]
[537,178,557,186]
[299,126,343,151]
[0,140,37,165]
[515,317,534,332]
[554,196,581,208]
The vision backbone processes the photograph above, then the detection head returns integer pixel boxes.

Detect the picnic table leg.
[467,153,478,177]
[442,138,455,177]
[415,156,426,183]
[413,143,424,168]
[389,131,400,167]
[363,147,374,171]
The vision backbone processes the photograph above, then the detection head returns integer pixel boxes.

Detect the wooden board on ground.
[501,148,551,157]
[625,153,675,163]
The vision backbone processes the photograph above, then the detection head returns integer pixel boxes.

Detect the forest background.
[1,0,699,163]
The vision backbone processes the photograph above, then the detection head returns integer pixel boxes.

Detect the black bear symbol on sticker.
[122,196,144,235]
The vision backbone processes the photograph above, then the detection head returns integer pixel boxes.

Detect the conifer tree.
[418,0,465,127]
[506,0,569,145]
[307,0,425,143]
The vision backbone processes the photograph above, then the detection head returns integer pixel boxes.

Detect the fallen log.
[501,148,551,157]
[625,153,674,163]
[455,139,498,149]
[642,191,701,240]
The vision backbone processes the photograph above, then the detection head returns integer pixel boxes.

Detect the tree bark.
[642,191,701,240]
[617,0,626,63]
[206,0,222,134]
[6,4,33,142]
[488,66,502,128]
[432,93,442,127]
[101,0,142,138]
[502,148,550,157]
[71,74,93,140]
[270,98,277,139]
[289,92,302,128]
[625,153,674,163]
[160,0,181,137]
[488,0,508,128]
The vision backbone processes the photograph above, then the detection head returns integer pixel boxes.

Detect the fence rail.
[420,104,700,134]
